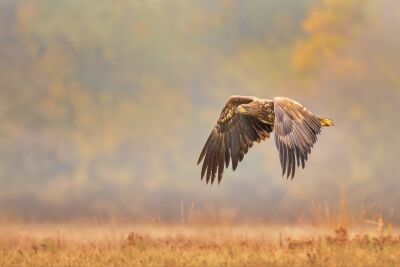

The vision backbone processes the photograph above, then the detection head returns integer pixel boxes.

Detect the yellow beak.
[237,106,248,114]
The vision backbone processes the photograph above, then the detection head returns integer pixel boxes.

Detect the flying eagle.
[197,96,333,184]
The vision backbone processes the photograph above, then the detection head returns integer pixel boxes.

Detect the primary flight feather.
[197,96,333,184]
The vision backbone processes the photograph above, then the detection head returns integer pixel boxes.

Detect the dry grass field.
[0,222,399,267]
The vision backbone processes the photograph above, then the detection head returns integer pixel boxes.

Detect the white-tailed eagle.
[198,96,333,184]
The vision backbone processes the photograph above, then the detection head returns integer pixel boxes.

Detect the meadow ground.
[0,222,399,267]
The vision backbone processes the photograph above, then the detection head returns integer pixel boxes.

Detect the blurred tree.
[293,0,366,77]
[0,0,399,222]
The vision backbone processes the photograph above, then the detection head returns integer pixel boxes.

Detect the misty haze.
[0,0,399,224]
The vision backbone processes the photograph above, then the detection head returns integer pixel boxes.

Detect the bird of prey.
[197,96,333,184]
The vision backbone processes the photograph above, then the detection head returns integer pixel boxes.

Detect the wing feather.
[201,129,217,180]
[198,96,273,184]
[217,134,227,184]
[224,133,230,168]
[205,137,216,183]
[231,126,240,171]
[274,97,325,179]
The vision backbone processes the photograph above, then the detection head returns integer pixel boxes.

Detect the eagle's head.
[236,104,257,116]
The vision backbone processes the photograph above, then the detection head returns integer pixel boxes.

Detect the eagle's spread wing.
[198,96,273,184]
[273,97,323,179]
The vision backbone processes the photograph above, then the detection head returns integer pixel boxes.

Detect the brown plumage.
[197,96,333,184]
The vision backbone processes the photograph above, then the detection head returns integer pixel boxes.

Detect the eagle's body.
[198,96,333,184]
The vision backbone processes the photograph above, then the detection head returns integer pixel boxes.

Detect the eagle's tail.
[319,117,334,127]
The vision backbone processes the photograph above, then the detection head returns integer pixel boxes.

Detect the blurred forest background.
[0,0,399,222]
